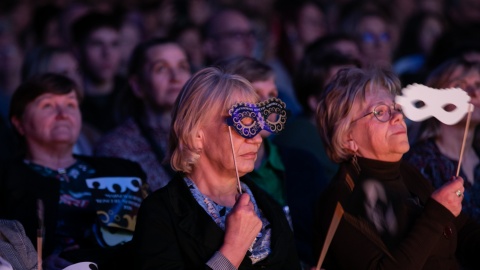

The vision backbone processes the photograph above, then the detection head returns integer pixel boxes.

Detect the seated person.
[133,67,301,269]
[95,38,191,192]
[314,67,480,269]
[0,219,37,270]
[0,74,147,270]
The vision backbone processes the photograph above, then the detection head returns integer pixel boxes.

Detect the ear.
[342,133,358,153]
[193,129,204,151]
[11,116,25,136]
[129,76,144,99]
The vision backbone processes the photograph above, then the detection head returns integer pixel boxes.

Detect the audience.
[405,57,480,222]
[275,51,361,182]
[0,74,146,270]
[70,11,125,133]
[133,66,301,269]
[95,38,191,192]
[21,46,101,155]
[216,56,328,268]
[0,1,479,269]
[202,8,256,65]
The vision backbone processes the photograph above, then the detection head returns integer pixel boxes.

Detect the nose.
[55,105,68,118]
[247,133,262,144]
[390,108,404,123]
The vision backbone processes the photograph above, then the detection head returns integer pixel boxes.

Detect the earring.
[352,152,361,174]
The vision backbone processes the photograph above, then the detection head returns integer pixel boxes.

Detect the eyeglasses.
[361,32,390,44]
[352,103,403,123]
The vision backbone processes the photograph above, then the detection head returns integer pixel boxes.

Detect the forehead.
[35,91,78,100]
[214,12,251,32]
[355,84,394,111]
[87,27,119,41]
[145,43,186,62]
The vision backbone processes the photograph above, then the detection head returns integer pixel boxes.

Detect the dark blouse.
[405,138,480,222]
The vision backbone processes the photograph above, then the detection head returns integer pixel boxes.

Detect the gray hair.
[316,67,401,163]
[168,66,258,173]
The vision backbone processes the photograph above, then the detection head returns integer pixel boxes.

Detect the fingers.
[235,193,255,210]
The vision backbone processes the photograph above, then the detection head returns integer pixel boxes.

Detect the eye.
[374,105,387,117]
[41,102,53,109]
[240,116,255,126]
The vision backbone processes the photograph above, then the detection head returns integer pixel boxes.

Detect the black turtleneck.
[347,157,423,249]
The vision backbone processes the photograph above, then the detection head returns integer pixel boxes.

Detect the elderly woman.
[405,58,480,222]
[313,67,480,269]
[0,74,146,270]
[133,67,300,269]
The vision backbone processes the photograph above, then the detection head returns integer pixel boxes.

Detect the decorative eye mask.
[395,83,473,125]
[226,97,288,138]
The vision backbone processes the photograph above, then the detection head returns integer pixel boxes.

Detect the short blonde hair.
[316,67,401,163]
[169,67,258,173]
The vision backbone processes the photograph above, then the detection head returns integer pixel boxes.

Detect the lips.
[240,152,257,159]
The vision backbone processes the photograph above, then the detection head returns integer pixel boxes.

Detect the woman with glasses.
[132,67,301,269]
[405,58,480,223]
[313,67,480,269]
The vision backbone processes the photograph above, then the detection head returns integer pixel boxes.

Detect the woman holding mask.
[133,67,300,269]
[313,67,480,269]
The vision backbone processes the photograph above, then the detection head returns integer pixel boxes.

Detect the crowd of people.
[0,0,479,269]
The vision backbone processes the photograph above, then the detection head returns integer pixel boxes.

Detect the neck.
[26,143,76,169]
[83,77,114,96]
[187,166,239,207]
[143,106,172,130]
[436,123,475,160]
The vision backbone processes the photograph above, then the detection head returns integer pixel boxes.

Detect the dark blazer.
[133,173,301,270]
[0,156,146,269]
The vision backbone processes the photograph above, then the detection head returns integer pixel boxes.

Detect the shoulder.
[76,155,146,179]
[94,119,140,151]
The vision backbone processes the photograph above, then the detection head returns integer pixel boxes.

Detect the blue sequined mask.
[226,97,288,138]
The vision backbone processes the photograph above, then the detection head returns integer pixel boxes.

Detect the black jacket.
[133,173,301,270]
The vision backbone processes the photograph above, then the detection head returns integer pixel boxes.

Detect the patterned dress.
[95,117,171,192]
[405,138,480,222]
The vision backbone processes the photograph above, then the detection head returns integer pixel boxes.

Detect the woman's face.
[446,67,480,122]
[198,93,262,177]
[357,16,392,67]
[347,87,409,162]
[139,43,191,110]
[13,91,81,149]
[48,52,83,90]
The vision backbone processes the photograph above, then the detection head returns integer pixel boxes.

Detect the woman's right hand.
[431,176,464,217]
[219,193,262,267]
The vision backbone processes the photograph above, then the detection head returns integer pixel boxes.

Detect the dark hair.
[21,46,75,81]
[115,38,184,121]
[70,11,121,46]
[9,73,82,121]
[214,56,273,83]
[127,37,174,77]
[295,51,361,115]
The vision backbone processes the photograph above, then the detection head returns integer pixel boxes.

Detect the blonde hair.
[316,67,401,163]
[169,67,258,173]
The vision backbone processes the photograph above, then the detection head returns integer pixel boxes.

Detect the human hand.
[43,254,73,270]
[431,176,464,217]
[219,193,262,267]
